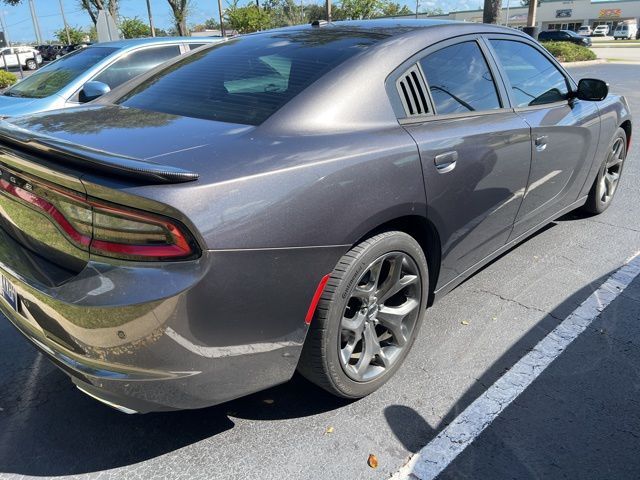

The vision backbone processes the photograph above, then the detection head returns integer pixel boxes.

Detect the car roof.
[90,36,222,50]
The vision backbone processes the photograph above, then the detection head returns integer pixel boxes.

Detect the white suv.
[0,46,43,70]
[577,25,592,36]
[593,24,610,36]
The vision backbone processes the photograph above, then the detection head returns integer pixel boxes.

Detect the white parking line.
[392,253,640,480]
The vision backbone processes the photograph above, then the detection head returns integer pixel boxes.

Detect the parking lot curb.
[560,58,608,67]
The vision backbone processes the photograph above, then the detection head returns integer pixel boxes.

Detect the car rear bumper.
[0,238,346,412]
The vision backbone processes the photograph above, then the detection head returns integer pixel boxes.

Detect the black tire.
[298,231,429,398]
[583,127,627,215]
[25,59,37,70]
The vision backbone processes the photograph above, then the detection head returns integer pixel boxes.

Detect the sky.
[1,0,484,43]
[0,0,621,43]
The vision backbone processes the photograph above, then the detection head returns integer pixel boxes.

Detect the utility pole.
[217,0,225,37]
[59,0,71,44]
[0,10,10,47]
[415,0,419,19]
[146,0,156,37]
[505,0,510,26]
[28,0,42,45]
[326,0,331,21]
[523,0,539,38]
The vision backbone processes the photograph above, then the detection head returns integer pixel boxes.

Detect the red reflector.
[305,274,330,325]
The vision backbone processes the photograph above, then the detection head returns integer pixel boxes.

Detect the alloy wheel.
[599,137,625,205]
[338,252,421,382]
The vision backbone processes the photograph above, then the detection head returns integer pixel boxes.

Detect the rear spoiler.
[0,121,198,184]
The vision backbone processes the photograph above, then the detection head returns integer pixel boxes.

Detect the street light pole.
[217,0,226,37]
[0,10,10,47]
[28,0,43,44]
[326,0,331,21]
[59,0,71,44]
[505,0,510,26]
[146,0,156,37]
[415,0,419,19]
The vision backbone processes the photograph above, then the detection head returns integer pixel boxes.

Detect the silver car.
[0,37,221,118]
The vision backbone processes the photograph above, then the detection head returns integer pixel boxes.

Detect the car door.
[486,36,600,238]
[398,37,532,286]
[0,48,17,68]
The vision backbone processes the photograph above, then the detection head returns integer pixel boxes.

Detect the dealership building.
[421,0,640,32]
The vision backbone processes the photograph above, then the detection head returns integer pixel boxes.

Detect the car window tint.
[490,40,569,107]
[117,31,384,125]
[189,43,206,50]
[93,45,181,89]
[4,46,118,99]
[419,41,501,115]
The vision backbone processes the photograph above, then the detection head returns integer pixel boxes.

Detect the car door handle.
[535,135,548,151]
[434,151,458,173]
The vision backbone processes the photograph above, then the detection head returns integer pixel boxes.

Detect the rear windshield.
[116,30,384,125]
[4,47,118,99]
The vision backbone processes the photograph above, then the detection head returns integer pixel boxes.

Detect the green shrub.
[0,70,17,89]
[541,41,597,63]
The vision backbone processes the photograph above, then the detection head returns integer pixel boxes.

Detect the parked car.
[539,29,592,46]
[593,24,610,36]
[613,23,638,40]
[0,46,42,70]
[0,20,630,413]
[39,44,66,61]
[0,37,222,118]
[577,25,592,36]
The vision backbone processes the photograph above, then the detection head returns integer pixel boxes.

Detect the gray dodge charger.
[0,19,631,412]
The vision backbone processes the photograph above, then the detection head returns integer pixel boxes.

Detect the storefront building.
[418,0,640,32]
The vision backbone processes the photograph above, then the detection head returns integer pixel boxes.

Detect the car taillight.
[0,175,198,261]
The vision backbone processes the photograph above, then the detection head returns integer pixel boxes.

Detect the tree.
[226,1,272,33]
[54,26,90,44]
[263,0,305,27]
[119,16,151,38]
[0,0,23,5]
[79,0,119,26]
[338,0,382,19]
[166,0,190,36]
[483,0,501,24]
[304,3,326,22]
[422,7,444,15]
[380,2,412,16]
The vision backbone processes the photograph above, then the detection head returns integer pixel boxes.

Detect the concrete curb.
[560,58,608,67]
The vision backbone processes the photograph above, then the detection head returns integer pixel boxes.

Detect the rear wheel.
[25,59,37,70]
[298,231,429,398]
[583,127,627,215]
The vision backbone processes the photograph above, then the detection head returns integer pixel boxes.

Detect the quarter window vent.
[397,65,429,117]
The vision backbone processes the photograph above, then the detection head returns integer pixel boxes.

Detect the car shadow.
[0,331,350,476]
[0,220,609,477]
[384,268,612,457]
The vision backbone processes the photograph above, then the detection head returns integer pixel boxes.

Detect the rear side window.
[419,41,501,115]
[490,40,569,107]
[117,31,383,125]
[93,45,181,89]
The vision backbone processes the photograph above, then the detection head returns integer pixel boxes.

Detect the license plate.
[1,274,18,312]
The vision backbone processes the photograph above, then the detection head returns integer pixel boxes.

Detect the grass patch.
[541,41,597,62]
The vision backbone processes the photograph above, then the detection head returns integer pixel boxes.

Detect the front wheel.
[583,127,627,215]
[298,231,429,398]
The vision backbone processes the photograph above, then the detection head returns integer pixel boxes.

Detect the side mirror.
[575,78,608,101]
[79,81,111,103]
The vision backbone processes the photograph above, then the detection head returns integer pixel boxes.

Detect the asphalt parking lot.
[0,63,639,480]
